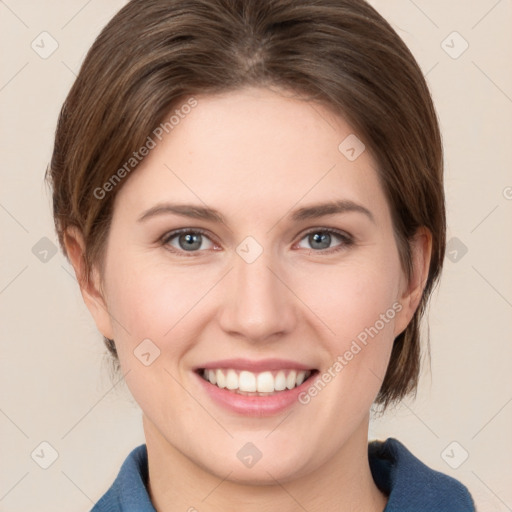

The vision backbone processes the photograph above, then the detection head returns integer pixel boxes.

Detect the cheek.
[292,249,402,398]
[296,252,402,340]
[102,255,218,359]
[101,260,208,411]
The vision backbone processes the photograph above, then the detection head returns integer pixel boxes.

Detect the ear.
[64,226,114,340]
[393,227,433,337]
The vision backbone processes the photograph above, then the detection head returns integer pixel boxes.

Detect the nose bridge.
[218,246,296,341]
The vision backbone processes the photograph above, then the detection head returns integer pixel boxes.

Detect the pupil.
[310,232,331,250]
[179,233,202,251]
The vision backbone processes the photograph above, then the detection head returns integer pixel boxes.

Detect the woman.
[46,0,475,510]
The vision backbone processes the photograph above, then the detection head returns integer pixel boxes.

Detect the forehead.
[114,87,387,222]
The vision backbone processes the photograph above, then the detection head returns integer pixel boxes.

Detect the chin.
[217,460,311,486]
[200,437,318,486]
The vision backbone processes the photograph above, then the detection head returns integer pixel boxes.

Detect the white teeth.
[274,371,287,391]
[295,371,306,386]
[239,371,256,392]
[216,369,226,388]
[256,371,274,393]
[286,370,297,390]
[226,369,238,390]
[207,369,217,385]
[202,368,312,393]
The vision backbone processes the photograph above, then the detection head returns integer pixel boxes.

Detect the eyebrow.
[291,200,375,224]
[137,199,374,224]
[138,203,225,223]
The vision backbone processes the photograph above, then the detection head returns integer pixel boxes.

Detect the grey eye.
[298,231,344,251]
[166,231,214,252]
[309,232,332,249]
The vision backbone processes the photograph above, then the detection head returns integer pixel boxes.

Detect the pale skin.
[65,87,431,512]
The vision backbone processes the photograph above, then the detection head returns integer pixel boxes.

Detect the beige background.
[1,0,511,510]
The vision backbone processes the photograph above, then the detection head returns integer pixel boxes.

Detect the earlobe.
[64,226,115,340]
[393,227,433,337]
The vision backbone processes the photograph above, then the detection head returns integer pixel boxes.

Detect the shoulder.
[90,444,155,512]
[369,438,475,512]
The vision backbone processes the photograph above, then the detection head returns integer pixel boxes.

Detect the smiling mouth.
[197,368,318,396]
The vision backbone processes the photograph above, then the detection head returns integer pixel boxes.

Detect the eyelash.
[296,228,354,253]
[160,227,354,257]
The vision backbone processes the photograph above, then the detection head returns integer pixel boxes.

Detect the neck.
[143,414,387,512]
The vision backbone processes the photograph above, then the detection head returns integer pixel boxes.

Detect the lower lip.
[194,371,317,417]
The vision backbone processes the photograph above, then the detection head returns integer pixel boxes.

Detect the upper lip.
[197,358,316,372]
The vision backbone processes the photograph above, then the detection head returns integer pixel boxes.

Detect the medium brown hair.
[46,0,445,408]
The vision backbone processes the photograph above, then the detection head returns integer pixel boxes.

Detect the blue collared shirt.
[90,438,475,511]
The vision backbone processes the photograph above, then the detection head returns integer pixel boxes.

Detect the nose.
[217,250,298,343]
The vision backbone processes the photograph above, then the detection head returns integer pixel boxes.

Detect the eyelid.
[161,227,211,243]
[293,227,354,251]
[299,226,353,238]
[159,226,354,256]
[160,227,220,255]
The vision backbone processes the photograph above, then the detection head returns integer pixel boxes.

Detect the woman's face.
[84,87,420,483]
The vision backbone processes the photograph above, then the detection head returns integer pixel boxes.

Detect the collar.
[92,438,475,511]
